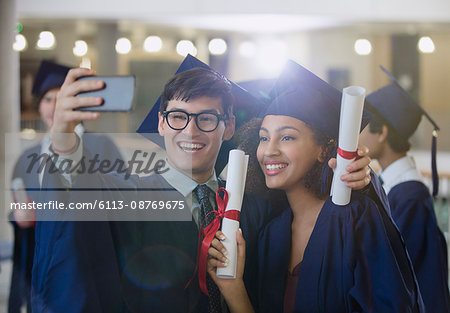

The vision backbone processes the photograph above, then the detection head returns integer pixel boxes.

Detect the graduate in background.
[9,60,72,313]
[207,60,425,313]
[359,66,450,313]
[9,60,123,313]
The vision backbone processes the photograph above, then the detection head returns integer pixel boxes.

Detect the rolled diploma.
[331,86,366,206]
[216,149,249,278]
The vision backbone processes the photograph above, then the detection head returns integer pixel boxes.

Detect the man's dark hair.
[368,113,411,153]
[160,67,234,119]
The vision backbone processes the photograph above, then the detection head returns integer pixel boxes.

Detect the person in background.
[9,60,71,313]
[359,66,450,313]
[9,60,123,313]
[207,60,425,313]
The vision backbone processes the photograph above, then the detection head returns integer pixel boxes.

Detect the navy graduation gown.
[388,181,450,313]
[98,173,276,313]
[256,193,424,313]
[35,143,277,313]
[31,134,124,313]
[9,144,40,313]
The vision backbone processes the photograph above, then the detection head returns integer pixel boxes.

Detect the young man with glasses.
[39,56,372,313]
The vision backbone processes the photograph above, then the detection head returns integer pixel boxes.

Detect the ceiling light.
[36,31,55,50]
[115,37,132,55]
[13,34,27,51]
[143,36,162,52]
[176,40,197,57]
[418,36,435,54]
[354,39,372,55]
[73,40,88,57]
[208,38,227,55]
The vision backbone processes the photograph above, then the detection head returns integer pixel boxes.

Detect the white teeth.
[266,164,287,170]
[179,143,204,150]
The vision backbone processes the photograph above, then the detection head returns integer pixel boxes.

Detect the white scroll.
[216,149,249,279]
[331,86,366,206]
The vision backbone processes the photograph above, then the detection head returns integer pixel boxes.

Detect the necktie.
[194,184,223,313]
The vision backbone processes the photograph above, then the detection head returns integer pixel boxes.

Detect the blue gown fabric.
[388,181,450,313]
[31,134,124,313]
[9,144,40,313]
[33,144,278,313]
[255,192,425,313]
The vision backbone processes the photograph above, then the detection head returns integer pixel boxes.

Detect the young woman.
[207,61,424,313]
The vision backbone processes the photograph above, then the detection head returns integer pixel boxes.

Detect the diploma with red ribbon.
[216,150,248,279]
[187,149,248,296]
[331,86,366,206]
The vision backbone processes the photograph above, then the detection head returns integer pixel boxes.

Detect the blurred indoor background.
[1,0,450,311]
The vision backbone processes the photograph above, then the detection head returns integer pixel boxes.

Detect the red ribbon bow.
[185,187,241,296]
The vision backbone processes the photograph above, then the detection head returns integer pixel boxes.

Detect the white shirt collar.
[161,160,218,197]
[379,155,424,195]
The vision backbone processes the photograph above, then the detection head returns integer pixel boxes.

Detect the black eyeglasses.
[163,110,227,132]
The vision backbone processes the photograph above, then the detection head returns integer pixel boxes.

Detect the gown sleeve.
[347,194,425,313]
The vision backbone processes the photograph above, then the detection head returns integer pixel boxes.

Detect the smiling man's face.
[158,96,235,183]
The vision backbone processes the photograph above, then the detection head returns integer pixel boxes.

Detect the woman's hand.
[207,230,245,288]
[207,229,254,313]
[328,145,371,190]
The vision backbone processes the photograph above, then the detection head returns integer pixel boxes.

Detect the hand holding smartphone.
[76,76,135,112]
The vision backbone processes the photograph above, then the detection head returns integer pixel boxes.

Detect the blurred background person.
[359,66,450,313]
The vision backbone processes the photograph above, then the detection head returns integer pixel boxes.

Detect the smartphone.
[76,76,135,112]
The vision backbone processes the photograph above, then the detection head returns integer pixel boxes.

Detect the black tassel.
[431,130,438,196]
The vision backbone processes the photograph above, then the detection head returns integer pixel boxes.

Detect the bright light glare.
[354,39,372,55]
[176,40,197,56]
[73,40,88,57]
[143,36,162,52]
[13,34,27,51]
[115,37,132,54]
[418,36,435,53]
[239,41,256,58]
[208,38,227,55]
[36,31,55,50]
[257,39,288,76]
[80,57,91,69]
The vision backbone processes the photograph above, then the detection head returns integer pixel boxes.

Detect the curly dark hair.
[235,117,336,204]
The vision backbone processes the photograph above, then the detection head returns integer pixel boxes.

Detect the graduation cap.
[136,54,266,174]
[32,60,71,96]
[366,65,440,195]
[265,60,372,141]
[264,60,373,195]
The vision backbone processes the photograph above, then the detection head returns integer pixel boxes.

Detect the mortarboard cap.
[264,60,373,195]
[367,65,440,195]
[136,54,266,174]
[32,60,71,96]
[265,60,372,140]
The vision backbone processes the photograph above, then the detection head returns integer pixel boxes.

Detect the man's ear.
[158,112,165,136]
[379,125,389,143]
[223,115,235,141]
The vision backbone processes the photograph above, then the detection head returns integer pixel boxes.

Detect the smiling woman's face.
[257,115,323,192]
